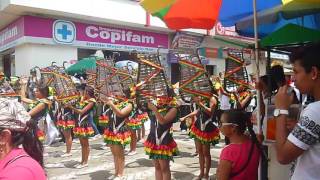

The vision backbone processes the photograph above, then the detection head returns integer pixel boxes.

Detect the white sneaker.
[127,151,137,156]
[95,134,102,139]
[113,176,124,180]
[61,153,72,157]
[107,175,115,180]
[74,163,88,169]
[101,146,109,150]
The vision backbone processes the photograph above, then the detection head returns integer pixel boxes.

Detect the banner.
[171,32,203,49]
[0,15,169,52]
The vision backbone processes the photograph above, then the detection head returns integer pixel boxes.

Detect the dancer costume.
[73,97,96,138]
[103,100,132,147]
[144,103,179,161]
[30,98,52,142]
[56,107,75,130]
[94,58,132,147]
[47,66,79,131]
[134,52,179,161]
[188,97,220,145]
[127,108,149,130]
[178,53,220,145]
[126,103,142,130]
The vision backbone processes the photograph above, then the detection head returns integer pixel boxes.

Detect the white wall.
[15,44,77,76]
[3,0,208,35]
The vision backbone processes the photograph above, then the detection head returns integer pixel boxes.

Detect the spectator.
[274,43,320,180]
[0,98,46,179]
[217,110,261,180]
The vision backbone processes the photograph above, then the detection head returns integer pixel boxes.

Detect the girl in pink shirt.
[217,110,261,180]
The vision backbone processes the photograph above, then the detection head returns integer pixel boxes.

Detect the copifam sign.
[0,15,169,53]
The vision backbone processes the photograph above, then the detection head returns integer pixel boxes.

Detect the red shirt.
[0,148,46,180]
[220,140,260,180]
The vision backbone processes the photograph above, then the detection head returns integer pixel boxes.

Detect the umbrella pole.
[253,0,262,180]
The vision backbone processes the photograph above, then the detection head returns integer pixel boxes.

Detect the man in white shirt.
[274,43,320,180]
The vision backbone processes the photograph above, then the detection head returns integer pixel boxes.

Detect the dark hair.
[270,65,286,87]
[222,110,250,134]
[37,85,49,98]
[85,86,94,98]
[290,43,320,73]
[167,88,175,98]
[10,120,44,167]
[260,75,277,92]
[222,110,266,158]
[123,88,131,99]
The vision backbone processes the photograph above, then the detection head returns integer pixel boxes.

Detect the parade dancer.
[136,109,149,142]
[22,85,52,143]
[183,95,220,180]
[127,106,147,155]
[56,105,75,157]
[144,96,179,180]
[68,86,96,168]
[103,90,133,179]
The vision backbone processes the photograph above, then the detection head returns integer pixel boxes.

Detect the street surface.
[45,126,224,180]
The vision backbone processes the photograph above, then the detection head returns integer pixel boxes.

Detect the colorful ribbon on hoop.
[95,60,132,102]
[224,54,252,89]
[179,59,212,99]
[51,72,79,105]
[135,54,175,106]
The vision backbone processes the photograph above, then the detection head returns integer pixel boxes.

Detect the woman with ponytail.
[0,97,46,179]
[217,110,261,180]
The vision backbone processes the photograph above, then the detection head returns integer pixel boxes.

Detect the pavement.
[45,126,224,180]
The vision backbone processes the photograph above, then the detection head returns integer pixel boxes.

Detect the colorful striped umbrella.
[140,0,222,30]
[141,0,283,30]
[235,0,320,37]
[282,0,320,19]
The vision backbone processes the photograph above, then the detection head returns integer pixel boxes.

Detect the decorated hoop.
[52,72,79,105]
[224,50,251,93]
[179,51,213,101]
[134,52,172,109]
[95,58,126,102]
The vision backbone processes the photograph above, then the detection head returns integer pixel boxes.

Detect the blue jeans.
[88,112,100,135]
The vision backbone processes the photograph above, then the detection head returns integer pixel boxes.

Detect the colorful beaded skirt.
[37,130,45,142]
[127,117,142,130]
[98,115,109,127]
[144,140,179,161]
[73,126,95,138]
[189,123,220,145]
[137,113,149,123]
[103,126,131,147]
[57,119,75,130]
